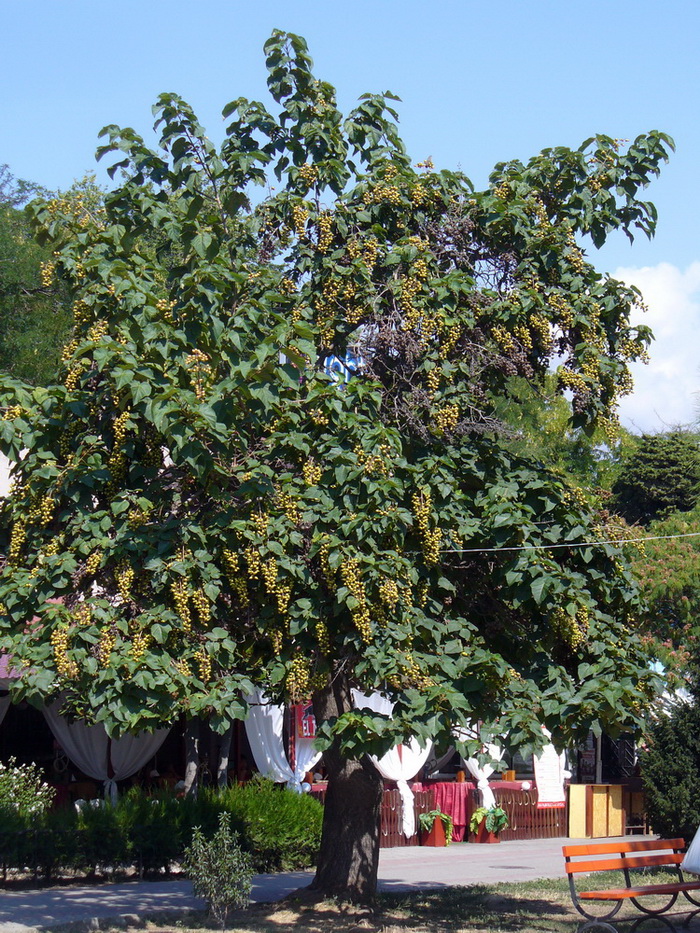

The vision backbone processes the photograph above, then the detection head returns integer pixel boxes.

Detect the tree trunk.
[184,718,200,798]
[309,671,384,905]
[217,722,234,788]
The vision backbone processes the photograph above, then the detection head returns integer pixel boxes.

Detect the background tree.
[0,166,98,385]
[627,503,700,685]
[639,697,700,842]
[0,32,672,902]
[611,431,700,525]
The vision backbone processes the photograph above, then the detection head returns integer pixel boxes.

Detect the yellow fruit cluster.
[195,648,212,682]
[551,606,585,650]
[319,541,335,588]
[40,261,56,288]
[64,358,89,393]
[340,558,372,643]
[280,277,297,295]
[74,603,92,626]
[191,588,210,625]
[292,203,309,237]
[98,627,116,668]
[8,521,26,564]
[276,490,299,524]
[434,403,460,434]
[107,410,131,489]
[176,659,192,678]
[51,625,78,679]
[245,545,262,579]
[315,619,331,653]
[286,654,311,703]
[88,321,108,343]
[186,348,212,401]
[2,404,23,421]
[364,183,401,205]
[222,547,249,605]
[251,512,269,535]
[130,629,151,664]
[355,443,391,476]
[363,238,378,268]
[171,578,192,631]
[412,488,441,565]
[379,579,399,610]
[302,459,322,485]
[309,407,329,426]
[117,562,135,602]
[491,324,515,352]
[298,163,318,186]
[317,213,333,253]
[413,257,429,279]
[27,493,54,527]
[546,292,574,328]
[493,182,510,200]
[411,184,428,205]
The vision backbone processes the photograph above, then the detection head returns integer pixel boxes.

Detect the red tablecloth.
[413,780,528,841]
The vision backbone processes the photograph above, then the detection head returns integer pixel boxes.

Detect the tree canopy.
[0,29,673,901]
[612,431,700,525]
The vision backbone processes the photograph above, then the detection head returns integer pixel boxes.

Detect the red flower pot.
[421,818,447,846]
[475,822,500,844]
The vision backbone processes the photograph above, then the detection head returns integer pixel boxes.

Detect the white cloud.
[613,262,700,434]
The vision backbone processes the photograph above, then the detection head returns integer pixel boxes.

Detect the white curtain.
[43,702,170,802]
[455,726,504,809]
[244,690,321,791]
[352,689,433,837]
[533,728,571,807]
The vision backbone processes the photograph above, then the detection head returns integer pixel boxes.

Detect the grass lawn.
[63,873,700,933]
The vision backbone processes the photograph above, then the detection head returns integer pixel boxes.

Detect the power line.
[442,530,700,555]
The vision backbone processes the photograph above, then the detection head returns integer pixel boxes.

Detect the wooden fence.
[489,785,568,841]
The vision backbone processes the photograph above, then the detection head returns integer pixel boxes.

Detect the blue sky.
[2,0,698,431]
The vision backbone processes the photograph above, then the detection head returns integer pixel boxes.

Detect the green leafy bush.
[213,778,323,871]
[0,779,323,881]
[183,812,253,930]
[639,700,700,841]
[117,787,182,876]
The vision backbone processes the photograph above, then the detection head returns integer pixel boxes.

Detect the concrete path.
[0,836,636,932]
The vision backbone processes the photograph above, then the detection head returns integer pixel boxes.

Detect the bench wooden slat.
[565,853,684,874]
[563,838,685,858]
[580,881,700,901]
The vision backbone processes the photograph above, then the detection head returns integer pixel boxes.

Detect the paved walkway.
[0,836,633,932]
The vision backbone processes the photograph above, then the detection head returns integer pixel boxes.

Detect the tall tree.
[0,32,671,902]
[612,431,700,525]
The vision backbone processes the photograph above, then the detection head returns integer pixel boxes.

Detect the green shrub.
[0,779,323,883]
[214,778,323,872]
[639,700,700,841]
[116,787,182,876]
[75,801,127,876]
[183,812,253,930]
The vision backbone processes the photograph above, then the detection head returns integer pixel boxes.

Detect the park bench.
[562,838,700,920]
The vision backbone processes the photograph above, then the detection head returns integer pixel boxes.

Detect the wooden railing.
[380,787,434,848]
[490,785,568,840]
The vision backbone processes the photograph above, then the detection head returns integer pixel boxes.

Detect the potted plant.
[469,805,509,843]
[418,809,454,846]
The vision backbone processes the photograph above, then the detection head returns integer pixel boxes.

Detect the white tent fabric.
[352,689,433,837]
[43,702,170,802]
[244,690,321,791]
[682,824,700,875]
[454,726,504,809]
[533,729,571,807]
